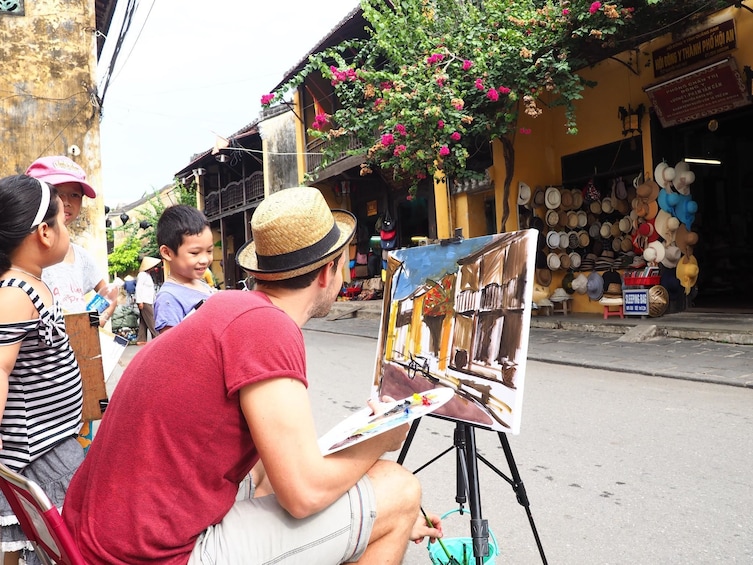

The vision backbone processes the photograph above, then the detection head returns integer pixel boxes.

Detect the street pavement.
[302,314,753,389]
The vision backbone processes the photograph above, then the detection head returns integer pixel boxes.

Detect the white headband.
[30,180,51,229]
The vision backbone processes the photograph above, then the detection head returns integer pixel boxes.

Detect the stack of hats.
[601,269,623,298]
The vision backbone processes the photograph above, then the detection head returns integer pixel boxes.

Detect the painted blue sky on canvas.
[390,235,497,301]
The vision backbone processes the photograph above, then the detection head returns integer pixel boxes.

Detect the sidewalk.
[301,301,753,389]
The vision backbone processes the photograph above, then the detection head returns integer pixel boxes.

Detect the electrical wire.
[98,0,139,108]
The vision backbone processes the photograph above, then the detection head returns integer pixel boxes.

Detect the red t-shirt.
[63,290,307,564]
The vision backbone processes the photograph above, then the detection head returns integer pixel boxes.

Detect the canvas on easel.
[373,230,537,434]
[64,312,108,421]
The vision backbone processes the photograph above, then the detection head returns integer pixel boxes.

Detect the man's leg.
[356,459,422,564]
[142,303,157,339]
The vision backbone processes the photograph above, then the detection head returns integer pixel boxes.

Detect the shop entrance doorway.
[653,107,753,311]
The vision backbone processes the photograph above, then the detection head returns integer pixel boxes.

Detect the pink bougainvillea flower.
[462,59,473,71]
[486,88,500,102]
[380,81,392,90]
[416,171,427,180]
[450,131,461,141]
[393,144,407,157]
[436,77,445,87]
[395,123,407,135]
[562,8,570,15]
[381,133,395,146]
[474,78,485,90]
[406,194,413,201]
[589,2,602,14]
[426,53,445,66]
[439,145,450,157]
[498,86,511,95]
[437,119,445,129]
[260,94,275,105]
[519,127,532,135]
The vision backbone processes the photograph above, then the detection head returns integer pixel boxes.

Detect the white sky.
[98,0,360,207]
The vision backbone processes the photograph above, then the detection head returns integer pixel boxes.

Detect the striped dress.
[0,278,83,473]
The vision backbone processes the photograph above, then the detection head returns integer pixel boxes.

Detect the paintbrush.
[421,507,457,564]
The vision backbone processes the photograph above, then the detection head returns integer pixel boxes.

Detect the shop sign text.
[623,289,649,316]
[652,19,736,78]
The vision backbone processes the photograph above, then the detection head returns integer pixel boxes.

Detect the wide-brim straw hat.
[587,272,604,301]
[654,162,675,190]
[545,186,561,209]
[139,257,162,272]
[637,179,661,201]
[676,255,699,295]
[236,186,356,280]
[675,225,699,256]
[643,240,666,264]
[661,244,682,268]
[654,210,680,242]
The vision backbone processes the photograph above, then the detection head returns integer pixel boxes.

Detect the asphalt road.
[302,328,753,565]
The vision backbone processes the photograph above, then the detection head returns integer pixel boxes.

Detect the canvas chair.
[0,462,86,565]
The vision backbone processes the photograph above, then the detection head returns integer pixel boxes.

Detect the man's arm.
[240,375,408,519]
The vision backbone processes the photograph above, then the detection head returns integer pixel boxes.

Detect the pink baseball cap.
[25,156,96,198]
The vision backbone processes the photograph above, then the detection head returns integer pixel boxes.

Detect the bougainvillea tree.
[262,0,734,226]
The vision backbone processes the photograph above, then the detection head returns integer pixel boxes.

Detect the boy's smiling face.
[160,226,214,284]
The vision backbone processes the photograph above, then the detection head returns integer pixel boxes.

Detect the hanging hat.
[589,200,602,215]
[546,252,561,270]
[602,269,622,288]
[545,186,561,209]
[676,255,699,295]
[589,222,601,239]
[654,210,680,243]
[613,198,629,215]
[568,232,579,249]
[562,271,575,294]
[615,177,628,200]
[571,189,584,210]
[139,257,162,272]
[661,244,682,268]
[576,210,588,228]
[535,268,552,287]
[601,197,614,214]
[533,185,546,207]
[643,240,666,265]
[618,216,632,234]
[518,181,532,207]
[559,231,569,250]
[545,209,560,227]
[600,222,613,239]
[236,186,356,280]
[571,273,588,294]
[546,230,560,249]
[610,222,621,238]
[566,211,579,229]
[675,225,699,256]
[569,252,582,270]
[653,162,676,190]
[620,236,633,253]
[559,252,571,270]
[578,230,590,248]
[603,282,623,297]
[637,179,661,201]
[561,189,573,211]
[586,272,604,301]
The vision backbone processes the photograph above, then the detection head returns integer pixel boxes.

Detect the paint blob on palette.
[318,388,455,455]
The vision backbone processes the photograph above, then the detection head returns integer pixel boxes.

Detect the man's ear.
[316,260,336,288]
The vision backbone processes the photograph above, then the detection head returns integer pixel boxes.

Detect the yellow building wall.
[0,1,107,275]
[470,4,752,314]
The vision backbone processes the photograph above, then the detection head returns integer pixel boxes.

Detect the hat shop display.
[533,185,546,207]
[676,255,699,295]
[545,186,562,209]
[571,273,589,294]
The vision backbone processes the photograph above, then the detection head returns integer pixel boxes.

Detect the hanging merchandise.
[380,210,397,250]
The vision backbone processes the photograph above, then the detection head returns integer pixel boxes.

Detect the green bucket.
[427,508,499,565]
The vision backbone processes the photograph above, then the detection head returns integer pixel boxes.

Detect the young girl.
[154,205,216,333]
[0,175,84,565]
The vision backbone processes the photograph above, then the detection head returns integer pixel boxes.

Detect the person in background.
[25,156,115,453]
[154,205,216,333]
[63,187,442,564]
[25,156,117,327]
[135,257,160,345]
[0,175,84,565]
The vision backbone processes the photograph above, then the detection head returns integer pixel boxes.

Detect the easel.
[397,418,548,565]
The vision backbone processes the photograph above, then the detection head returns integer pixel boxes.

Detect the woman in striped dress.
[0,175,84,565]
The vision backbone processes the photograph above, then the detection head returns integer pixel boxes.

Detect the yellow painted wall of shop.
[467,4,753,315]
[0,1,107,275]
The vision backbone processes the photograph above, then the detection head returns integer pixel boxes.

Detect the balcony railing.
[306,134,364,175]
[204,170,265,219]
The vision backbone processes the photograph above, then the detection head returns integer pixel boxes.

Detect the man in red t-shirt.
[63,187,442,564]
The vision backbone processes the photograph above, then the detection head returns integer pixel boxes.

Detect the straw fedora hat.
[547,252,561,271]
[533,185,546,208]
[139,257,162,272]
[236,187,356,280]
[535,268,553,287]
[545,186,561,209]
[566,211,579,229]
[576,210,588,228]
[675,225,699,256]
[571,273,588,294]
[637,179,661,201]
[569,252,582,270]
[571,189,584,210]
[676,255,699,295]
[601,197,614,214]
[561,189,574,210]
[545,209,560,228]
[546,230,560,249]
[559,252,571,270]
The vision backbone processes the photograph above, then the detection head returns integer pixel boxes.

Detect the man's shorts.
[188,476,376,564]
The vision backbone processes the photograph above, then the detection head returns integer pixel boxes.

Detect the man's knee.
[368,460,421,510]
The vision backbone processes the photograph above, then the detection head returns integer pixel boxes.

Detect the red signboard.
[645,58,751,128]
